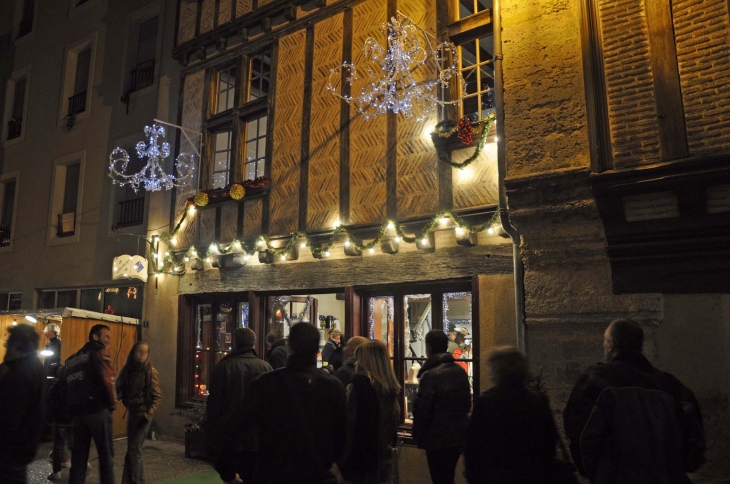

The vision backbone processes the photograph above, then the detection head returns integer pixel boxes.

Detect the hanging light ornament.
[327,12,465,123]
[108,122,196,192]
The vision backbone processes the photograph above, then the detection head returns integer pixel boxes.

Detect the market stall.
[0,308,140,438]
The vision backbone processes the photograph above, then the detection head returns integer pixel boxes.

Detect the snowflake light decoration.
[327,13,465,122]
[108,123,196,192]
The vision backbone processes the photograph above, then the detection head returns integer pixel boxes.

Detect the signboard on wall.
[112,255,149,283]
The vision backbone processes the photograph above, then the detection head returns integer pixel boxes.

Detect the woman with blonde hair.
[339,340,401,484]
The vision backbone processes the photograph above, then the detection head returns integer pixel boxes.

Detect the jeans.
[122,412,153,484]
[52,424,73,472]
[425,448,461,484]
[214,451,257,483]
[69,409,115,484]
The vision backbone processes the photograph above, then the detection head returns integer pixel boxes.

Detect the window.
[0,180,16,247]
[458,0,491,19]
[459,35,495,121]
[248,51,271,101]
[212,130,233,189]
[217,66,236,113]
[49,151,85,245]
[361,281,477,432]
[14,0,36,39]
[116,152,146,227]
[59,34,97,125]
[2,65,31,144]
[244,115,267,180]
[0,292,22,310]
[125,16,158,96]
[36,287,142,317]
[181,293,249,402]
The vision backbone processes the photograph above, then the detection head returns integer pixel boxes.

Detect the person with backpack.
[65,324,117,484]
[116,341,162,484]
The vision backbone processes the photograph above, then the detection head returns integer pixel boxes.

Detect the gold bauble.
[229,183,246,200]
[194,192,209,207]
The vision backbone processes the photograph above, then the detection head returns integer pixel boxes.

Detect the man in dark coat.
[321,328,342,365]
[65,324,117,484]
[240,323,346,484]
[413,330,472,484]
[333,336,368,387]
[207,328,272,483]
[0,324,47,483]
[564,319,705,484]
[265,331,288,370]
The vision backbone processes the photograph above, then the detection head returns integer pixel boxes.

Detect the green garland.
[147,207,501,275]
[432,113,496,169]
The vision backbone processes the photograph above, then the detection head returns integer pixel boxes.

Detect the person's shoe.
[47,472,62,481]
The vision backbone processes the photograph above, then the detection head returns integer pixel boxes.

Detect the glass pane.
[239,302,250,328]
[369,296,394,357]
[217,92,227,114]
[479,36,494,63]
[212,172,228,189]
[257,138,266,157]
[463,67,478,96]
[460,41,477,68]
[480,65,495,93]
[259,116,267,135]
[80,289,102,312]
[404,294,431,359]
[477,0,492,12]
[0,294,8,310]
[247,120,258,140]
[216,132,229,149]
[256,161,265,179]
[481,93,496,116]
[38,291,56,309]
[215,151,229,170]
[444,292,473,391]
[194,304,212,399]
[245,162,256,181]
[214,302,235,364]
[462,96,479,121]
[103,286,143,319]
[246,141,256,161]
[459,0,473,19]
[9,293,22,310]
[57,290,77,308]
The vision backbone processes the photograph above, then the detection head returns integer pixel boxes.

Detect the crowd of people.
[0,318,706,484]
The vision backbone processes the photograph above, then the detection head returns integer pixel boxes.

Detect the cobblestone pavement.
[27,437,211,484]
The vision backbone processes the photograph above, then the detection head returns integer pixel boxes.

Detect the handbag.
[551,437,579,484]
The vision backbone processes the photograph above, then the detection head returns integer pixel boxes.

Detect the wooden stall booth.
[0,308,140,438]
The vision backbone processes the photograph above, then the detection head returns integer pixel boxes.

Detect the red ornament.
[457,118,473,145]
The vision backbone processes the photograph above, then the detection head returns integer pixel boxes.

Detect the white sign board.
[112,255,149,283]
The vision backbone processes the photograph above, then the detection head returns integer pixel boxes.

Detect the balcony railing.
[0,224,11,246]
[129,61,155,93]
[57,212,76,237]
[67,91,87,118]
[7,118,22,140]
[17,17,32,39]
[118,197,145,227]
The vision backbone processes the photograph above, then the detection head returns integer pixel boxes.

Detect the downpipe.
[492,0,527,353]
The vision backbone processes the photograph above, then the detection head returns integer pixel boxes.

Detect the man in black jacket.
[413,330,472,484]
[564,319,705,484]
[0,324,46,484]
[265,331,288,370]
[333,336,368,387]
[207,328,272,483]
[43,323,63,375]
[240,323,346,484]
[66,324,117,484]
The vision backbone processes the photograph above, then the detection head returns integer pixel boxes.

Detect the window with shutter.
[8,79,26,140]
[2,181,16,226]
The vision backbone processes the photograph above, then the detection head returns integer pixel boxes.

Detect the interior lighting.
[41,350,54,356]
[25,315,37,323]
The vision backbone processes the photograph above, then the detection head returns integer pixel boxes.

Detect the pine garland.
[433,112,496,169]
[147,207,502,275]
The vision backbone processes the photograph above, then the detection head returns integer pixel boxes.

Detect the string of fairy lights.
[147,205,501,277]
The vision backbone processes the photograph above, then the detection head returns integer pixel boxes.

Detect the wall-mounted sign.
[112,255,149,283]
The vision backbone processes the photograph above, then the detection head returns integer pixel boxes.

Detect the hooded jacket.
[412,352,472,450]
[564,352,705,484]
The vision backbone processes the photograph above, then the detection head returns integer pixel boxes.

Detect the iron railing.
[7,118,22,140]
[129,61,155,93]
[67,91,87,118]
[117,197,145,227]
[0,224,11,245]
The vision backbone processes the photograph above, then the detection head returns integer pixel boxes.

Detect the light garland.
[327,12,465,122]
[147,203,501,275]
[109,123,196,192]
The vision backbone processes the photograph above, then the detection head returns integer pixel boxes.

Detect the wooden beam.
[339,8,353,225]
[261,17,272,31]
[299,26,315,231]
[284,5,297,21]
[386,0,398,220]
[645,0,688,161]
[447,9,493,46]
[262,41,279,235]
